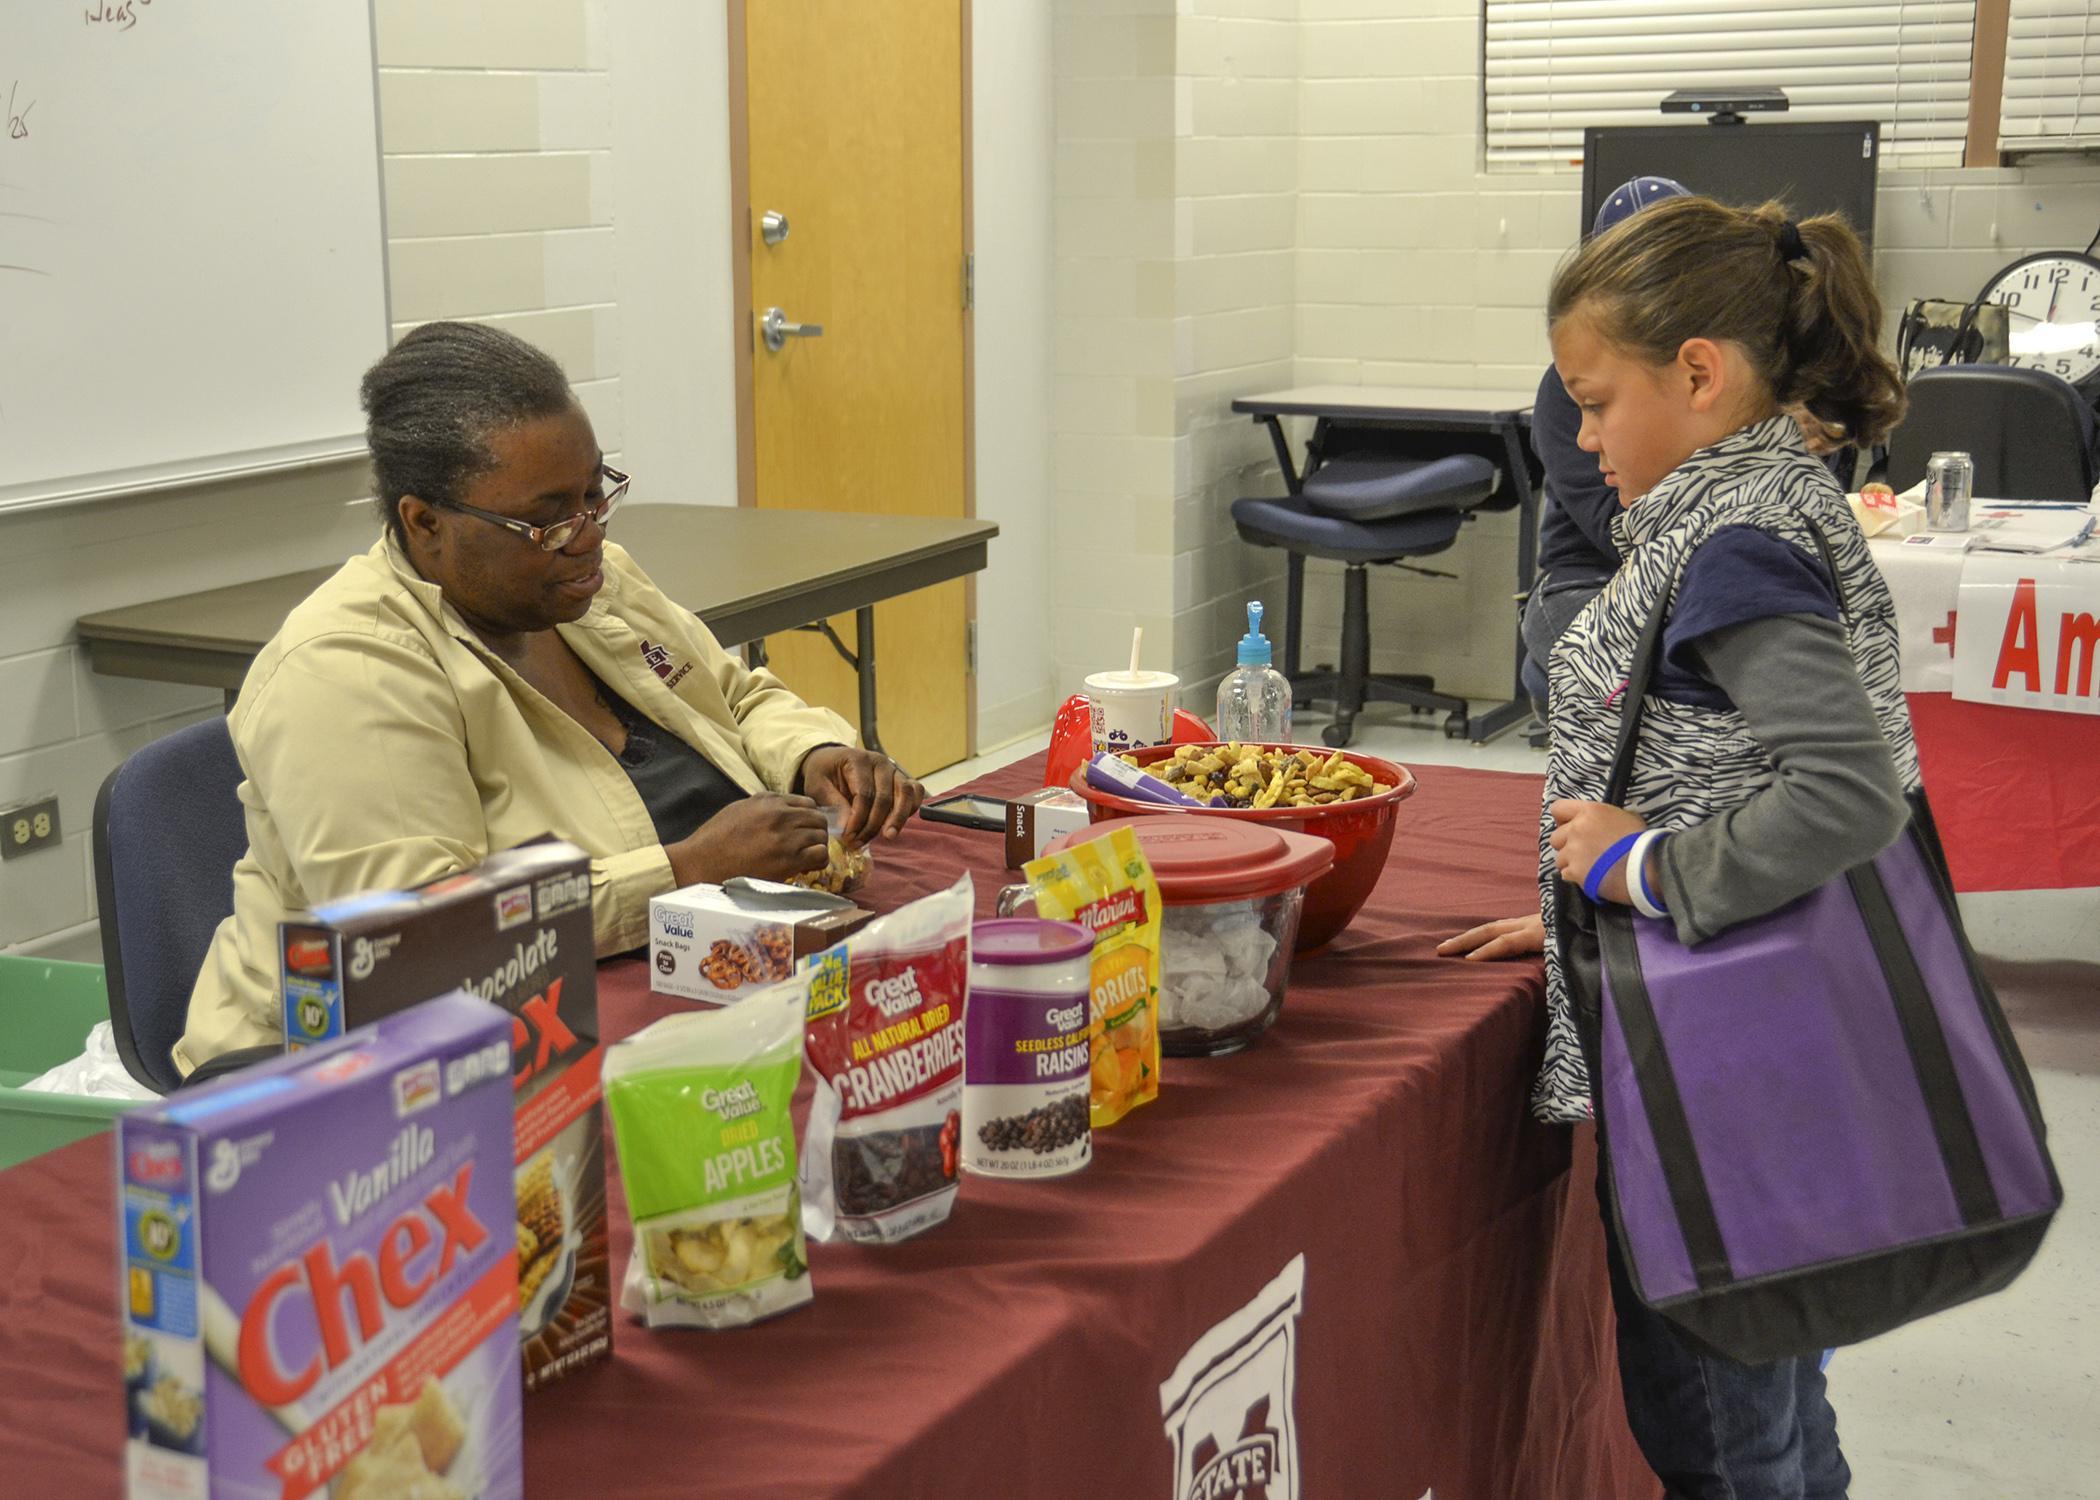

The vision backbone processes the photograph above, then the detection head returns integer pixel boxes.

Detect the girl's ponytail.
[1763,206,1908,449]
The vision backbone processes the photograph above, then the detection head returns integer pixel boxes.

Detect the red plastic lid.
[1046,816,1334,902]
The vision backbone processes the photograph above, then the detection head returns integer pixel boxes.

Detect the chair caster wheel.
[1321,722,1354,749]
[1442,718,1469,740]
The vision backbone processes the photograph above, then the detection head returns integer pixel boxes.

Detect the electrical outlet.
[1,794,61,859]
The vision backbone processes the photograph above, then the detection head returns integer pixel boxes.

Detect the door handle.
[760,210,790,246]
[760,306,824,353]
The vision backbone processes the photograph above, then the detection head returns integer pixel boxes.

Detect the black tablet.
[919,793,1008,832]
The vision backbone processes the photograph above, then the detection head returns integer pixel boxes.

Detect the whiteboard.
[0,0,388,513]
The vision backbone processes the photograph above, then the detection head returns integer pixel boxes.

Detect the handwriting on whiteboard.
[7,82,31,142]
[85,0,156,31]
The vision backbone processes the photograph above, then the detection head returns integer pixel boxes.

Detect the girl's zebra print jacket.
[1532,415,1922,1126]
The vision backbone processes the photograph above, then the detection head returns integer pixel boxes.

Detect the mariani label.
[1159,1255,1305,1500]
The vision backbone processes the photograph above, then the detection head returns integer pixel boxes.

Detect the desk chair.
[1887,365,2100,501]
[92,717,248,1094]
[1233,452,1499,747]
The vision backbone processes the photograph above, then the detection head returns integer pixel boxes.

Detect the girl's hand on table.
[1548,800,1649,904]
[1438,914,1546,961]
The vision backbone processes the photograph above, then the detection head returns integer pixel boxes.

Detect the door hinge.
[963,252,974,312]
[965,620,978,674]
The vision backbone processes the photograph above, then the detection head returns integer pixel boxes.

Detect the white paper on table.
[1967,508,2099,556]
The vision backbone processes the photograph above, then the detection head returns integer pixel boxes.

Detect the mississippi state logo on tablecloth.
[1159,1255,1305,1500]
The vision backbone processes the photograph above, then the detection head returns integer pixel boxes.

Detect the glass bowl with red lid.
[1046,815,1334,1057]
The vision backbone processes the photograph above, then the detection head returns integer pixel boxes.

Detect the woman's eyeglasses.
[437,466,629,552]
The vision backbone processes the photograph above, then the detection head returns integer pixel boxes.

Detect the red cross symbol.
[1932,611,1957,654]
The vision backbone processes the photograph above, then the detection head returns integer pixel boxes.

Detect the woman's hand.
[668,793,831,887]
[1437,914,1546,961]
[796,745,923,847]
[1548,799,1649,904]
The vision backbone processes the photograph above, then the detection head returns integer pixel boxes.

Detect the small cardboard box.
[277,840,609,1394]
[649,883,871,1003]
[119,991,523,1500]
[1004,788,1092,869]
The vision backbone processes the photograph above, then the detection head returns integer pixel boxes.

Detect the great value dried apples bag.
[800,876,972,1245]
[1023,828,1163,1127]
[602,979,812,1330]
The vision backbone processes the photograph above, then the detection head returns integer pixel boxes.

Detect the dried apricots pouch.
[1023,828,1162,1127]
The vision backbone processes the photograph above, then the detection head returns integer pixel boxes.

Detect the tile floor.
[934,697,2100,1499]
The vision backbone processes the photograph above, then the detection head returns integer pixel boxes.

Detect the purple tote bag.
[1561,529,2061,1365]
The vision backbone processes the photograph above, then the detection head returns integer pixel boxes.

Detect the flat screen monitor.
[1580,121,1881,249]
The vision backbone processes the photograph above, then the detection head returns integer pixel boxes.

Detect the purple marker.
[1085,752,1205,807]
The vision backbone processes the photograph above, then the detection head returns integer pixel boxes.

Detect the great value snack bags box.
[118,991,523,1500]
[277,840,610,1392]
[649,882,871,1004]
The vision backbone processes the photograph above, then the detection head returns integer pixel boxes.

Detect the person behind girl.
[1440,196,1916,1499]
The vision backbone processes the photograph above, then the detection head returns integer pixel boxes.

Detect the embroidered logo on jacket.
[638,639,692,688]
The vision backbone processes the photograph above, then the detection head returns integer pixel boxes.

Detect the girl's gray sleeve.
[1652,613,1908,945]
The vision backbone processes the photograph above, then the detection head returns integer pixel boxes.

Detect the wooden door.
[739,0,972,775]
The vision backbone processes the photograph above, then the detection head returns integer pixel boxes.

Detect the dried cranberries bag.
[800,876,972,1244]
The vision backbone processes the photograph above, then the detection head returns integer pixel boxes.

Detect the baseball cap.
[1592,175,1691,238]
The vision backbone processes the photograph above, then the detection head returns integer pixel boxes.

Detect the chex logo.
[1161,1255,1305,1500]
[129,1140,184,1186]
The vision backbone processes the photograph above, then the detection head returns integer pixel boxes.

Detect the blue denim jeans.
[1600,1184,1852,1499]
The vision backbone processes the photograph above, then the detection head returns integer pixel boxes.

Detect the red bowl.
[1069,743,1416,951]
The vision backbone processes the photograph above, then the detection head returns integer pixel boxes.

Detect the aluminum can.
[1925,451,1973,532]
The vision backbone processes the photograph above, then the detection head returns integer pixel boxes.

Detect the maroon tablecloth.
[0,756,1657,1499]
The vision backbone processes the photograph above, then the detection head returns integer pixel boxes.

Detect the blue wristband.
[1581,831,1646,903]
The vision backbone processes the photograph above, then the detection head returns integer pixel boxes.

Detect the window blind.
[1486,0,1979,168]
[1999,0,2100,152]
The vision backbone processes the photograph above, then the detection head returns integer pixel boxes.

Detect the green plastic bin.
[0,955,139,1170]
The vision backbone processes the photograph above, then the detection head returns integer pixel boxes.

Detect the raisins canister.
[963,919,1095,1178]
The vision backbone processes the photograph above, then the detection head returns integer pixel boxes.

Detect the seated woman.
[176,321,921,1074]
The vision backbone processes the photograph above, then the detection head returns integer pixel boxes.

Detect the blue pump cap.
[1235,601,1272,668]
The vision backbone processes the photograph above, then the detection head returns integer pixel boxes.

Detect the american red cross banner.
[1953,551,2100,713]
[1868,534,2100,891]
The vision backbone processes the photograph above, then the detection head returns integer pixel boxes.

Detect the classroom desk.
[0,754,1657,1499]
[1230,386,1541,744]
[73,506,997,758]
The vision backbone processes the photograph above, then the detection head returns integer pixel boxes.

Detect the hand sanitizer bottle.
[1215,602,1292,743]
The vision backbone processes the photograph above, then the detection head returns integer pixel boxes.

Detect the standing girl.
[1443,197,1914,1498]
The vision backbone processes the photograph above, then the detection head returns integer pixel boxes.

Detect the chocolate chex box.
[277,840,610,1393]
[119,991,523,1500]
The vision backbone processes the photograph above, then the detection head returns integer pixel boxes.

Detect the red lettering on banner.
[2057,612,2100,697]
[1993,579,2042,691]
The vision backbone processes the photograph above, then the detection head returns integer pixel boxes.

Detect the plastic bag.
[603,977,812,1329]
[20,1020,158,1100]
[1023,827,1163,1127]
[801,875,972,1244]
